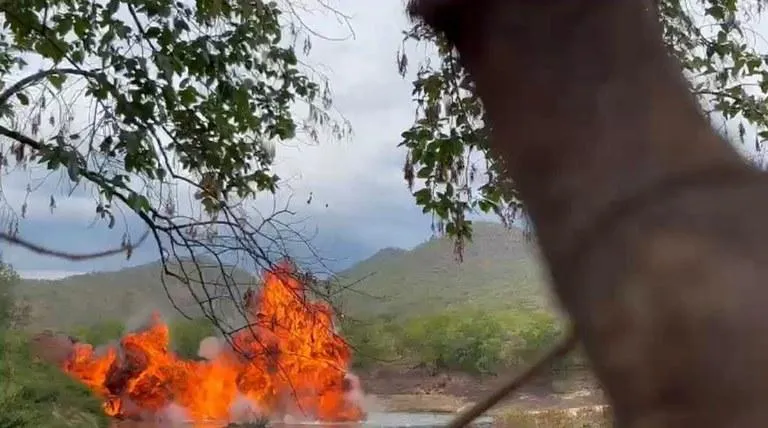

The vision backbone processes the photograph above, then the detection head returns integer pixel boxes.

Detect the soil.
[356,365,607,414]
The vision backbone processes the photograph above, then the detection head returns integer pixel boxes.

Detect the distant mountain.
[18,260,258,330]
[334,222,557,319]
[17,222,556,330]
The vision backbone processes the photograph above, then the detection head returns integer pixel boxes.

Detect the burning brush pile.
[30,262,366,425]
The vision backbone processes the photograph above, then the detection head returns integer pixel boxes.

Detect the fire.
[57,262,365,424]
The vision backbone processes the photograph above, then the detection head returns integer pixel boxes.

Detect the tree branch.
[0,229,149,261]
[0,67,100,108]
[0,123,44,150]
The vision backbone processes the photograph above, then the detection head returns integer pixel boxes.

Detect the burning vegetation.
[34,262,365,424]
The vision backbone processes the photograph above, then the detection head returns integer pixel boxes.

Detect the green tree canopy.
[398,0,768,255]
[0,0,350,330]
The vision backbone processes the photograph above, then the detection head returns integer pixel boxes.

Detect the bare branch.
[0,229,149,260]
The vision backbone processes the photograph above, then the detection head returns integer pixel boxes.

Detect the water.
[113,412,494,428]
[275,412,493,427]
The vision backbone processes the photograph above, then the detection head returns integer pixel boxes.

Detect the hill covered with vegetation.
[18,260,258,330]
[334,222,557,319]
[18,222,556,330]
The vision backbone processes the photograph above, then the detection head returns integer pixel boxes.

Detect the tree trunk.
[408,1,768,427]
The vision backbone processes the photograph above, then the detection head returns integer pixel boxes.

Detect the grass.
[0,331,109,428]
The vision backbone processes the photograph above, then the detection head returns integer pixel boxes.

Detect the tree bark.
[409,1,768,426]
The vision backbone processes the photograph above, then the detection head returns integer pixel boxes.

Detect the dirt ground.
[356,366,606,414]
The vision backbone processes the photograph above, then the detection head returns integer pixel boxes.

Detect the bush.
[400,310,507,374]
[341,307,573,376]
[0,260,20,336]
[340,317,404,368]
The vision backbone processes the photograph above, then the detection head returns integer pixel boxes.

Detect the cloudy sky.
[0,0,454,279]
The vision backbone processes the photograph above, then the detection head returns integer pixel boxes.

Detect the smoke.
[155,403,190,426]
[198,335,223,360]
[345,371,380,415]
[229,394,265,423]
[124,308,173,333]
[344,372,365,407]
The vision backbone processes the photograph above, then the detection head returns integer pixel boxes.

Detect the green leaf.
[47,74,67,90]
[15,93,29,106]
[34,38,68,62]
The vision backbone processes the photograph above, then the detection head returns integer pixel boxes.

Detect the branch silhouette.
[0,230,149,260]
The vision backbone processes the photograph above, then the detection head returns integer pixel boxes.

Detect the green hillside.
[335,222,557,319]
[17,222,556,330]
[18,260,258,330]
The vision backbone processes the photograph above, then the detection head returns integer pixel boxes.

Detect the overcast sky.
[0,0,457,279]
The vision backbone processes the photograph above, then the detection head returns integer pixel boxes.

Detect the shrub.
[340,317,404,368]
[343,307,573,376]
[401,310,512,374]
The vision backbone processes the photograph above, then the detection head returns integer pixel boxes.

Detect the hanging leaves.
[399,0,768,254]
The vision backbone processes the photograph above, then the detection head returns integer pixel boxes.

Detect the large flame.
[57,262,365,424]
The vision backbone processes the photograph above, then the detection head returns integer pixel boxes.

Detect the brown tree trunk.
[409,1,768,427]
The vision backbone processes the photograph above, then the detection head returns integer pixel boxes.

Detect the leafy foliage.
[0,0,349,332]
[342,308,572,375]
[398,0,768,252]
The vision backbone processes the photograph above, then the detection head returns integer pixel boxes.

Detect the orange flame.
[59,262,365,423]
